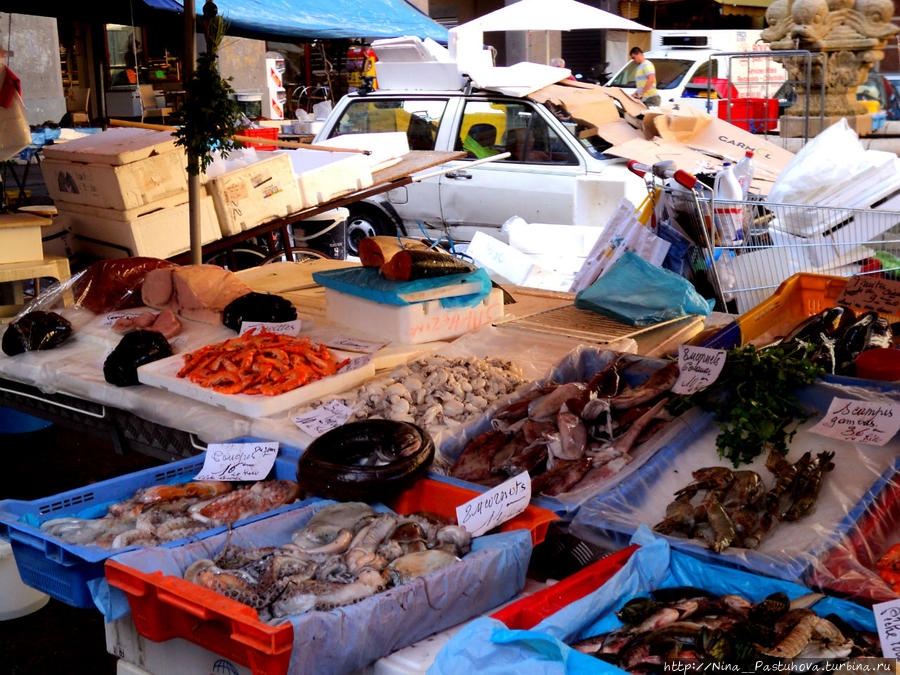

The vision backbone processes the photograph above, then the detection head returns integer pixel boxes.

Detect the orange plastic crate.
[106,478,556,674]
[239,127,278,151]
[491,545,638,629]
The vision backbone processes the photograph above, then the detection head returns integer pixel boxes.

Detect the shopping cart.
[671,182,900,312]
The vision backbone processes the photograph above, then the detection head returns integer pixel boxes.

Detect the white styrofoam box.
[0,213,45,264]
[466,231,538,285]
[324,287,504,344]
[573,175,629,228]
[41,151,189,211]
[727,242,811,313]
[317,132,409,170]
[372,36,435,62]
[281,149,374,207]
[804,211,900,269]
[375,62,467,91]
[57,195,219,260]
[41,128,180,165]
[206,152,304,236]
[506,221,603,258]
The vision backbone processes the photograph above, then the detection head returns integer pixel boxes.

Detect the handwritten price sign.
[101,310,145,327]
[837,276,900,315]
[809,397,900,446]
[338,355,372,374]
[874,599,900,658]
[195,441,279,481]
[325,336,386,354]
[291,400,353,438]
[672,345,726,395]
[240,319,303,337]
[456,472,531,537]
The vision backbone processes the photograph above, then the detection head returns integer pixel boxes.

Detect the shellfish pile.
[184,502,471,623]
[40,479,299,549]
[294,355,527,438]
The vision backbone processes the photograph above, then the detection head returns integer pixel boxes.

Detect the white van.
[607,30,786,110]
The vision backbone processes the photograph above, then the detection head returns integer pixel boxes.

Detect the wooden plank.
[0,213,51,230]
[370,151,462,187]
[43,128,179,165]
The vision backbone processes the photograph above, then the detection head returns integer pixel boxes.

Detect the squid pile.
[572,587,879,670]
[184,502,471,623]
[294,355,527,438]
[654,447,835,552]
[40,479,299,549]
[177,329,349,396]
[449,359,678,497]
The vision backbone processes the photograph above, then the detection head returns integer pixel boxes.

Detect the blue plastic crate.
[0,439,310,609]
[432,348,700,519]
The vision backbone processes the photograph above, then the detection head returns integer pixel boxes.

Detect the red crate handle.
[158,587,217,620]
[231,629,293,654]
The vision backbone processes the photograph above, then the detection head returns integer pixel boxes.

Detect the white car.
[314,87,646,254]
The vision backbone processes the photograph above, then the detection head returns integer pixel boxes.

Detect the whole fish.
[611,362,679,410]
[498,441,548,477]
[530,457,592,496]
[380,249,476,281]
[528,382,586,420]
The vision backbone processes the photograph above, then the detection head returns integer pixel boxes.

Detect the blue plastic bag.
[429,528,876,675]
[574,251,713,326]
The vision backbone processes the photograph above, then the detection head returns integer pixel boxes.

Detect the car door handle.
[445,170,472,180]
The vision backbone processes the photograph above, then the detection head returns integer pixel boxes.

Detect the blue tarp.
[143,0,449,42]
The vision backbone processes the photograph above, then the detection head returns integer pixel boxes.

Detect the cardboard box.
[58,195,220,260]
[206,153,304,236]
[0,213,45,264]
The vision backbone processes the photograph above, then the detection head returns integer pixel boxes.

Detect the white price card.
[874,599,900,658]
[240,319,303,337]
[338,354,372,374]
[324,336,387,354]
[809,397,900,446]
[837,275,900,315]
[101,310,145,327]
[456,472,531,537]
[671,346,726,395]
[195,441,279,481]
[292,400,354,438]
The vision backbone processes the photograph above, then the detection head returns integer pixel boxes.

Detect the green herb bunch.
[668,344,824,466]
[173,15,242,176]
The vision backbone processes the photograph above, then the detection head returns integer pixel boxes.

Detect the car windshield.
[328,98,449,150]
[608,58,695,90]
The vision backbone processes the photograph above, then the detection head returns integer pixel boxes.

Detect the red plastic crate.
[239,127,278,151]
[491,545,638,629]
[106,478,556,674]
[718,97,778,132]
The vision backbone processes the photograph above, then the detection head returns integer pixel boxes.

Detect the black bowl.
[297,420,435,502]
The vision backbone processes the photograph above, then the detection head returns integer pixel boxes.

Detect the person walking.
[629,47,660,107]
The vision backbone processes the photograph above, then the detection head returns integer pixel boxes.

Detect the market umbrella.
[454,0,651,33]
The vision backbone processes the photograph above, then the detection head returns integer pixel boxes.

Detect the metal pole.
[184,0,202,265]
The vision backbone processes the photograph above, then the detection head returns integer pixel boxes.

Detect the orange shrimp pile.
[177,329,349,396]
[876,543,900,592]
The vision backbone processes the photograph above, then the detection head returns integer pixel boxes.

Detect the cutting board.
[137,350,375,418]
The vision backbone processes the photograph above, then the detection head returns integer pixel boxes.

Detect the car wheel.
[346,205,397,256]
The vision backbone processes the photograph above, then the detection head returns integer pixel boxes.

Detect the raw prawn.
[177,329,349,396]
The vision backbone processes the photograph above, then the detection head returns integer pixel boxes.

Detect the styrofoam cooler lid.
[0,539,50,620]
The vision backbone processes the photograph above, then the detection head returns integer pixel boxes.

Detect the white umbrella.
[455,0,651,33]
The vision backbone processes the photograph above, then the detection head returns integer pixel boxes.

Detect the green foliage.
[667,344,824,467]
[172,17,242,176]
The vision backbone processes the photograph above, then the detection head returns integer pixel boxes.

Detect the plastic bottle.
[713,162,743,244]
[733,150,755,199]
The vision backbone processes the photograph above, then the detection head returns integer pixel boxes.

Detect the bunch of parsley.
[668,344,823,467]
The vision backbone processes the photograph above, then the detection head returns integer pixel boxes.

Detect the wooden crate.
[0,213,47,264]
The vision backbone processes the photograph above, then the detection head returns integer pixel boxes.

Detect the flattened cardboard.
[605,138,718,175]
[527,83,621,127]
[594,121,645,146]
[597,87,647,118]
[688,116,793,181]
[642,107,712,143]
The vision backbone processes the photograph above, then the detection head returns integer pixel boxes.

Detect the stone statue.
[761,0,897,119]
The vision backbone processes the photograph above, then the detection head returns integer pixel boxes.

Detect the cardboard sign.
[195,441,279,481]
[672,345,726,395]
[874,599,900,659]
[837,276,900,315]
[809,397,900,446]
[456,472,531,537]
[292,400,354,438]
[324,336,387,354]
[240,319,303,337]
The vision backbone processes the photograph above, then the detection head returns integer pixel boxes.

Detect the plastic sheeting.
[437,346,708,517]
[143,0,449,42]
[428,528,877,675]
[570,380,900,586]
[112,500,532,674]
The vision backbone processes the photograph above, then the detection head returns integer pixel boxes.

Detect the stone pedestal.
[779,113,873,137]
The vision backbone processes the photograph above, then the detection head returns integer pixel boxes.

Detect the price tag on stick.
[809,397,900,446]
[456,472,531,537]
[671,345,726,395]
[292,400,354,438]
[873,599,900,659]
[195,441,279,481]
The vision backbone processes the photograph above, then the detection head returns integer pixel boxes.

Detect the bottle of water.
[733,150,755,199]
[713,162,743,244]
